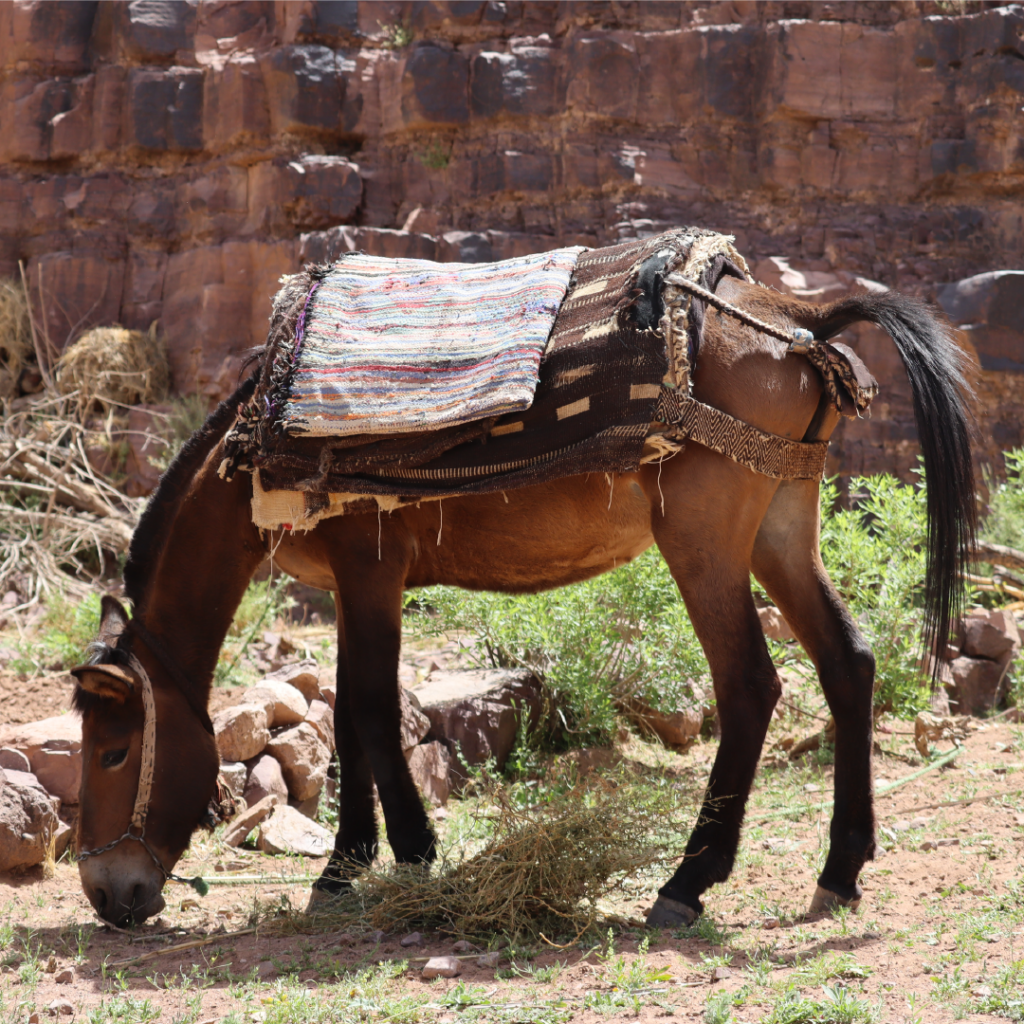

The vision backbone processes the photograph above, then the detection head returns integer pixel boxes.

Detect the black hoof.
[646,896,700,929]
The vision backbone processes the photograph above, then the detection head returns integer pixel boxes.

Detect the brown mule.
[71,277,974,928]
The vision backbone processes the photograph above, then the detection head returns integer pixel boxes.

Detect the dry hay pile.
[56,324,169,410]
[341,776,694,939]
[0,278,33,400]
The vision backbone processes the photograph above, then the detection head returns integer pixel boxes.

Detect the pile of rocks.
[935,608,1021,716]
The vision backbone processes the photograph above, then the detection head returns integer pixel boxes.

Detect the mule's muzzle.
[79,857,166,927]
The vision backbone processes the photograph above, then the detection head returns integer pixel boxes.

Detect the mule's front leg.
[753,479,876,914]
[330,530,436,868]
[313,602,380,898]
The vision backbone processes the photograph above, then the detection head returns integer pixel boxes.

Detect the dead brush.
[0,277,33,400]
[304,771,697,940]
[56,324,169,411]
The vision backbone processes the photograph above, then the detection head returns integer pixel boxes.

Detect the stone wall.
[2,0,1023,475]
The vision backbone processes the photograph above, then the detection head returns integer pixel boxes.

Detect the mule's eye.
[101,748,128,770]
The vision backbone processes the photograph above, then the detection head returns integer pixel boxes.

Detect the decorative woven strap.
[658,389,829,481]
[127,653,157,834]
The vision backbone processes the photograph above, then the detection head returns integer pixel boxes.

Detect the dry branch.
[973,541,1024,573]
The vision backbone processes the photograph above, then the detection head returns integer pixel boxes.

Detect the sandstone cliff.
[1,0,1022,475]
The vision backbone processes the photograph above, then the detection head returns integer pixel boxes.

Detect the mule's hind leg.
[313,598,380,898]
[752,479,876,913]
[644,461,783,928]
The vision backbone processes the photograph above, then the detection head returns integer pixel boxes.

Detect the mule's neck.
[134,446,266,710]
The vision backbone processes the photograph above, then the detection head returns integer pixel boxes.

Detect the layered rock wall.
[2,0,1023,474]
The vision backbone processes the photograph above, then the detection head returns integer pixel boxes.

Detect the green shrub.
[981,447,1024,549]
[406,465,967,741]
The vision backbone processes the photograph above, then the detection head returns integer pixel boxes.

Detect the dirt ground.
[2,696,1022,1024]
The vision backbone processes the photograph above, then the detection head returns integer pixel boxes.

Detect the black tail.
[815,292,977,666]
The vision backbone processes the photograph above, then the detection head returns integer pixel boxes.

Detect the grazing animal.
[71,273,974,928]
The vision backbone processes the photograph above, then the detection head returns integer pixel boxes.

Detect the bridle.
[76,622,211,896]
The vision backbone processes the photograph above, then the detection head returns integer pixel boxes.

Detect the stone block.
[962,609,1020,661]
[218,762,247,801]
[0,1,98,72]
[422,956,461,979]
[0,715,81,804]
[946,656,1007,716]
[937,271,1024,334]
[759,606,796,642]
[0,768,61,872]
[257,803,332,857]
[98,0,197,64]
[402,43,469,127]
[413,669,542,775]
[299,226,437,264]
[245,680,309,728]
[636,30,701,126]
[266,722,331,802]
[244,752,288,807]
[619,698,703,751]
[251,156,363,231]
[470,46,558,120]
[92,66,126,152]
[771,21,843,120]
[400,688,431,753]
[0,77,75,163]
[203,57,270,148]
[176,167,248,244]
[0,749,30,773]
[261,661,322,703]
[840,25,897,118]
[566,33,638,121]
[309,0,360,44]
[406,741,450,806]
[27,251,125,355]
[438,231,493,264]
[213,704,270,763]
[121,249,167,330]
[49,75,94,160]
[222,792,279,847]
[305,700,335,752]
[260,45,343,135]
[125,68,205,153]
[196,0,273,42]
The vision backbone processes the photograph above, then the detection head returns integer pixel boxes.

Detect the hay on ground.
[56,324,169,410]
[326,775,696,940]
[0,278,33,400]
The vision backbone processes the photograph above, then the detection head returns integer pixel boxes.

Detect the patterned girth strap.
[657,389,830,481]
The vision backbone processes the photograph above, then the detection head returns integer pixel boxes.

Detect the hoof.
[808,885,861,915]
[646,896,699,930]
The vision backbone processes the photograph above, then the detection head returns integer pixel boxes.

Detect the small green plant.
[379,18,413,48]
[418,139,450,170]
[14,590,103,673]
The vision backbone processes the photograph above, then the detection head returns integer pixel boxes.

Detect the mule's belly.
[402,471,656,593]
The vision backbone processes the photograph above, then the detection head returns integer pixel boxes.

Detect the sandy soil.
[1,717,1022,1024]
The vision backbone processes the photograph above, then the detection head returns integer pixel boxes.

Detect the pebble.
[712,966,733,982]
[55,967,75,984]
[936,838,960,847]
[920,840,938,851]
[334,931,358,946]
[257,962,278,980]
[477,951,501,968]
[452,939,480,953]
[400,932,424,948]
[910,817,933,829]
[28,1015,40,1024]
[46,1000,73,1017]
[763,916,780,929]
[422,956,461,980]
[364,930,387,944]
[803,784,821,793]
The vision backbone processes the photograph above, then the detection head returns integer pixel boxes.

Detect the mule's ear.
[97,596,130,645]
[70,663,135,703]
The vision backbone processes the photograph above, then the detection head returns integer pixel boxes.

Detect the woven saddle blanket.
[278,247,584,437]
[223,229,875,532]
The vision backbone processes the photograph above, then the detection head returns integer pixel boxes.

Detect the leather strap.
[657,388,830,481]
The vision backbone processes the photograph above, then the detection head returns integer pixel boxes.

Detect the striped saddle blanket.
[278,248,584,437]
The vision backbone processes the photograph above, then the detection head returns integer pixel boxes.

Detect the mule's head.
[72,596,219,927]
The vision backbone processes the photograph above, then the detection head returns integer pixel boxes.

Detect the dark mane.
[123,376,258,607]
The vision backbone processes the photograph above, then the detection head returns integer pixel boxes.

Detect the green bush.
[406,465,969,744]
[981,447,1024,550]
